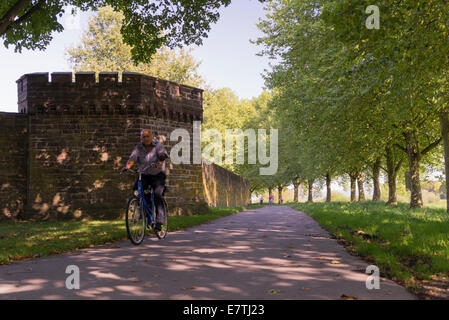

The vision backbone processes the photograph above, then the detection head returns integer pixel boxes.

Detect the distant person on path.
[259,196,264,205]
[269,194,273,206]
[121,129,169,231]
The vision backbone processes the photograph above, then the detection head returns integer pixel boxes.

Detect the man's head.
[140,129,154,146]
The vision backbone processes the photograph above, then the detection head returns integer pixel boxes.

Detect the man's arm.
[156,143,169,161]
[123,146,139,171]
[125,158,135,169]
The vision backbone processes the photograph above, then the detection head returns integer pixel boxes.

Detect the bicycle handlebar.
[120,163,159,176]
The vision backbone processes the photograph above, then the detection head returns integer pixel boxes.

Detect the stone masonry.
[0,72,250,221]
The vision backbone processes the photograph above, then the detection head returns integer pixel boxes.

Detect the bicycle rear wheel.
[155,199,168,239]
[126,197,146,245]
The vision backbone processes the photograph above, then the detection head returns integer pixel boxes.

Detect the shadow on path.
[0,206,416,299]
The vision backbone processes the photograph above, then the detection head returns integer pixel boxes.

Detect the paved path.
[0,206,416,299]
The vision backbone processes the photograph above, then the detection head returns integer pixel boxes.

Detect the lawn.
[0,204,264,265]
[288,201,449,298]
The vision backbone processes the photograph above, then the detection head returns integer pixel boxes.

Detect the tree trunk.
[357,172,365,202]
[439,108,449,213]
[385,145,399,205]
[278,186,283,204]
[403,131,423,208]
[326,173,331,202]
[349,173,356,202]
[293,183,299,203]
[307,179,314,202]
[372,157,381,201]
[268,186,272,199]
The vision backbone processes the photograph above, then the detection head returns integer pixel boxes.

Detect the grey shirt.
[129,138,169,175]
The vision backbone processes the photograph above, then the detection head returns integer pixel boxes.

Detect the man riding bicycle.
[121,129,169,232]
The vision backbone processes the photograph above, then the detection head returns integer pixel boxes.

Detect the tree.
[65,6,204,87]
[0,0,247,64]
[255,0,448,210]
[322,0,449,210]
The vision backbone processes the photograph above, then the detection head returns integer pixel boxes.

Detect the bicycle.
[120,164,168,244]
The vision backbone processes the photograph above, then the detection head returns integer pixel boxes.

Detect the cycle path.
[0,205,416,299]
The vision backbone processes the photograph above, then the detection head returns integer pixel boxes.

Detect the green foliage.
[254,0,448,208]
[65,6,204,87]
[0,0,239,64]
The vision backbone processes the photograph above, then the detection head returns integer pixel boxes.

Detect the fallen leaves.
[268,289,280,294]
[341,294,358,300]
[181,286,197,290]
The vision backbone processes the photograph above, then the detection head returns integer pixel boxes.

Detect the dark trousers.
[133,172,166,224]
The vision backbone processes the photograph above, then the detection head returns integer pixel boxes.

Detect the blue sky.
[0,0,270,113]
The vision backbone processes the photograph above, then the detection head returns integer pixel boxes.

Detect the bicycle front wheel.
[156,199,168,240]
[126,197,146,245]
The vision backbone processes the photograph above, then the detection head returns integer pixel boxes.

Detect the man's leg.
[150,173,166,226]
[140,174,152,206]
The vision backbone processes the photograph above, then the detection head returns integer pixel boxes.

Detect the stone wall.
[25,114,208,220]
[0,71,250,221]
[17,71,207,220]
[0,72,249,220]
[0,112,28,220]
[202,161,251,207]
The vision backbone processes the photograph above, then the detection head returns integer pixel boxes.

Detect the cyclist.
[121,129,169,231]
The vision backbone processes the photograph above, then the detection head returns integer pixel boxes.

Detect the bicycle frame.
[137,172,155,224]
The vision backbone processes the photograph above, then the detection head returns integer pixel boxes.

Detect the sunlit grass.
[0,204,264,265]
[288,201,449,292]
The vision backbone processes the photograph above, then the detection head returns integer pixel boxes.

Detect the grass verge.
[288,201,449,299]
[0,204,264,265]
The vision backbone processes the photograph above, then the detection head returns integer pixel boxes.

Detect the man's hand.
[120,167,129,174]
[158,152,169,161]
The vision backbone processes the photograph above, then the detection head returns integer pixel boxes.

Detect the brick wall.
[0,71,250,221]
[0,112,28,220]
[202,160,251,207]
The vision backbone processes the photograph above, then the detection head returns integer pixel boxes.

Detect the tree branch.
[394,158,404,173]
[394,143,407,153]
[0,0,32,35]
[421,137,442,156]
[2,0,46,34]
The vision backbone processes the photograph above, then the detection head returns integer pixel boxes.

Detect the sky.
[0,0,271,113]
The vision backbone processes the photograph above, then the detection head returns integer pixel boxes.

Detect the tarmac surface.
[0,205,416,299]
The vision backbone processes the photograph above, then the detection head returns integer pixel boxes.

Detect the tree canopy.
[0,0,267,64]
[65,6,204,87]
[252,0,449,210]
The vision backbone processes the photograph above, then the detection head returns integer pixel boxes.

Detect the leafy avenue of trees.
[248,0,449,211]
